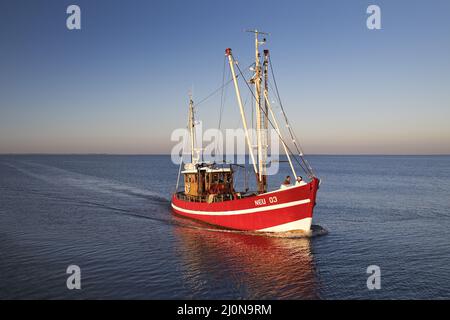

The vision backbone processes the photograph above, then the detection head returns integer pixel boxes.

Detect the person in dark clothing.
[281,175,291,189]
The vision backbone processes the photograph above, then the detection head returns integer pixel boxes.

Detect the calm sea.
[0,155,449,299]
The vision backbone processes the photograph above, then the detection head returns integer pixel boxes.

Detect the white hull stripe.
[258,217,312,232]
[172,198,311,216]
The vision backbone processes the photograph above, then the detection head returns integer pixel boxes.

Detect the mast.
[188,95,198,164]
[247,30,268,193]
[225,48,259,176]
[263,49,269,134]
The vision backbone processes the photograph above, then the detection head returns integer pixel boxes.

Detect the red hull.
[171,178,319,232]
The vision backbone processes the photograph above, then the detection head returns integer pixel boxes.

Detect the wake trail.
[1,161,173,225]
[2,161,168,203]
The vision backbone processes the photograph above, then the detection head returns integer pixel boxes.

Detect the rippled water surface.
[1,155,449,299]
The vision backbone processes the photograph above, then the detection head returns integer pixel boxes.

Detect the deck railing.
[175,192,243,203]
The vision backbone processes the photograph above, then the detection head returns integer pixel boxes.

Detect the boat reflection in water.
[172,218,323,299]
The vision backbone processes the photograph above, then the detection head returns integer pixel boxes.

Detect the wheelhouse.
[179,163,236,203]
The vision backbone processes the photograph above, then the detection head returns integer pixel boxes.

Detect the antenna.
[245,29,269,45]
[245,29,270,36]
[188,85,194,101]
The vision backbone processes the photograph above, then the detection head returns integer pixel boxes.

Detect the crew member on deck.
[295,176,307,186]
[280,176,291,189]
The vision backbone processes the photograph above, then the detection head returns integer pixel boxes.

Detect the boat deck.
[175,191,257,203]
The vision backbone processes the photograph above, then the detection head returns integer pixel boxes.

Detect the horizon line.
[1,153,449,156]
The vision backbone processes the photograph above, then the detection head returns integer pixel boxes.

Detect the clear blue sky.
[1,0,449,154]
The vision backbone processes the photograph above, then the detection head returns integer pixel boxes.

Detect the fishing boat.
[171,31,320,233]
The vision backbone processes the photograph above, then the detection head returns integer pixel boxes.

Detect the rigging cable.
[268,56,315,177]
[231,53,311,177]
[191,61,252,166]
[218,55,227,131]
[174,155,183,193]
[192,62,254,109]
[217,55,228,162]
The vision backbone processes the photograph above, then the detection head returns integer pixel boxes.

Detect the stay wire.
[231,53,311,177]
[268,56,315,177]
